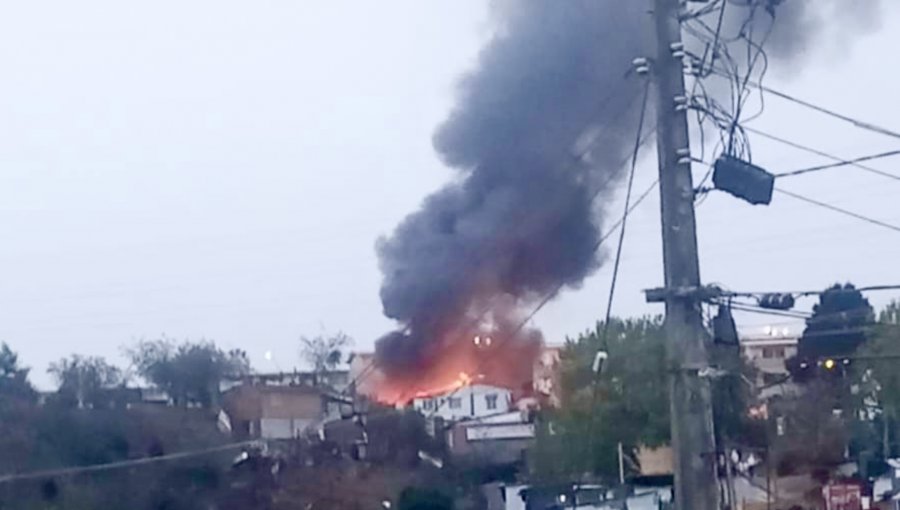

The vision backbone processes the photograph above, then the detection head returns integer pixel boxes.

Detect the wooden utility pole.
[650,0,719,509]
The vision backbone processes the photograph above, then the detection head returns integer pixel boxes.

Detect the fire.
[368,325,542,405]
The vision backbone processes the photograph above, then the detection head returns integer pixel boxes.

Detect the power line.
[721,284,900,300]
[728,302,810,320]
[775,149,900,180]
[0,440,259,485]
[423,79,656,417]
[774,187,900,235]
[346,68,646,396]
[745,126,900,182]
[709,67,900,142]
[418,178,661,417]
[584,79,652,475]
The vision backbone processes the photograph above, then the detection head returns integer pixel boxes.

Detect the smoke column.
[374,0,882,378]
[375,1,650,376]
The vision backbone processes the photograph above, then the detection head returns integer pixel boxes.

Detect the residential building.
[348,346,564,409]
[222,370,351,393]
[446,410,535,466]
[487,484,670,510]
[740,332,799,386]
[223,384,330,440]
[412,384,513,421]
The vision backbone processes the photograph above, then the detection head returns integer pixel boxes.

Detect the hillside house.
[412,384,513,421]
[223,384,335,440]
[446,410,535,466]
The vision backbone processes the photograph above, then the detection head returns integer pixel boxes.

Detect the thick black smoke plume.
[375,1,650,374]
[374,0,882,376]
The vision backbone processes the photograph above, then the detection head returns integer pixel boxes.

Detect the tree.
[531,317,669,481]
[128,339,250,407]
[0,342,36,404]
[48,355,124,409]
[300,332,353,373]
[852,300,900,458]
[531,316,755,482]
[769,381,850,475]
[791,283,874,375]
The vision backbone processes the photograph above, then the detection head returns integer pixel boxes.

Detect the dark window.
[762,347,786,359]
[485,394,498,410]
[448,397,462,409]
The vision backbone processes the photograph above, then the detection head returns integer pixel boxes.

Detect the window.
[422,399,434,411]
[485,394,498,410]
[762,373,782,385]
[762,346,786,359]
[448,397,462,409]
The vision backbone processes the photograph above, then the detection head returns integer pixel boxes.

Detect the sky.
[0,1,898,388]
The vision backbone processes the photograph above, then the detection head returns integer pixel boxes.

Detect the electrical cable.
[708,67,900,142]
[421,78,656,418]
[0,440,260,485]
[774,149,900,179]
[583,79,652,472]
[420,176,661,418]
[711,284,900,302]
[744,127,900,182]
[345,67,645,396]
[774,188,900,235]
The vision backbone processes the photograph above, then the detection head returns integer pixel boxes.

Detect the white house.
[412,384,512,421]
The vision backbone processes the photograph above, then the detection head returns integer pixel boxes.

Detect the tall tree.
[796,283,875,362]
[531,316,755,482]
[853,300,900,458]
[0,342,36,405]
[128,339,250,407]
[0,343,37,474]
[48,355,124,408]
[531,317,669,481]
[300,332,353,373]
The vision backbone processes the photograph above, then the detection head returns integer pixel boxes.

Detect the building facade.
[223,384,329,440]
[446,411,535,466]
[740,333,799,386]
[412,384,513,421]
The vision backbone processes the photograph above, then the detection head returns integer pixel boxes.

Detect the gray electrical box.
[712,156,775,205]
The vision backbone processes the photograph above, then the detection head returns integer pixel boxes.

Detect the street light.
[592,351,608,375]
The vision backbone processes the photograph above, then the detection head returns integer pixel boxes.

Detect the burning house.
[412,382,513,421]
[365,1,652,406]
[349,343,561,414]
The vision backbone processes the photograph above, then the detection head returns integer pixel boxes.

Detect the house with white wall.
[412,384,512,421]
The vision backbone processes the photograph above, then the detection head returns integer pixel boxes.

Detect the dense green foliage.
[529,315,757,482]
[47,355,124,409]
[789,283,875,381]
[128,339,250,407]
[0,343,239,510]
[530,317,670,481]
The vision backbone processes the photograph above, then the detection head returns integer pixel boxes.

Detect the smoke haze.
[374,0,883,378]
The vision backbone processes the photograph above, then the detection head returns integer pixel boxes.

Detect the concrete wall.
[223,385,325,439]
[466,423,535,441]
[448,415,535,465]
[260,417,316,439]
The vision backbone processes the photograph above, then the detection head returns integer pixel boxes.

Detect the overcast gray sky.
[1,1,898,388]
